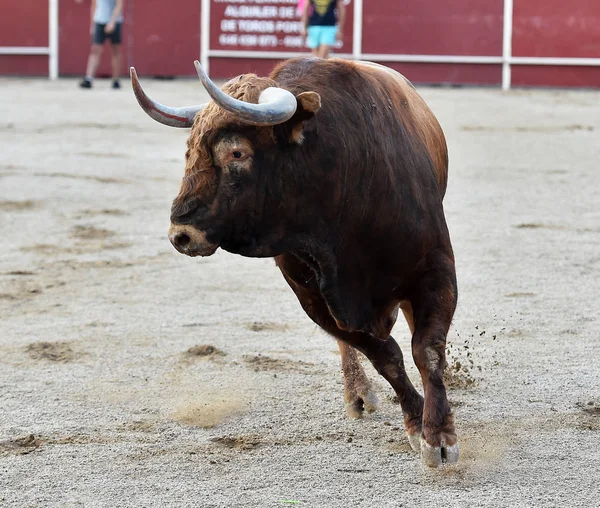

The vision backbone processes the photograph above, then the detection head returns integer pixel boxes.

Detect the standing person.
[79,0,124,89]
[301,0,345,59]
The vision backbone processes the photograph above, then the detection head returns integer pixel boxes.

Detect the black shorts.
[92,22,122,45]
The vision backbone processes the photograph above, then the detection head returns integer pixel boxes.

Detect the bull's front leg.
[317,273,382,337]
[410,250,459,467]
[276,254,380,419]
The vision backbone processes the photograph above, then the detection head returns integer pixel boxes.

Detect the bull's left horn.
[130,67,207,128]
[193,61,297,126]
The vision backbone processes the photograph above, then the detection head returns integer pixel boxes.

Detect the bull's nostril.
[174,232,191,248]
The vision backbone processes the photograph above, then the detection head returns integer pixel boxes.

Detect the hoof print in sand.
[186,344,226,358]
[0,435,42,456]
[25,341,80,363]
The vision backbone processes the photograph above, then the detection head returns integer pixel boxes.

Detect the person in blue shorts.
[79,0,124,89]
[301,0,346,59]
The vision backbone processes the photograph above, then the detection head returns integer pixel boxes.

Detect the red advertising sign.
[210,0,353,54]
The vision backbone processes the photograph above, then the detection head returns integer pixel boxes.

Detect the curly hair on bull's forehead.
[176,74,281,206]
[224,73,279,102]
[181,74,280,181]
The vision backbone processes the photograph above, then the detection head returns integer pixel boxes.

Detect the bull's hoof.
[407,432,421,453]
[404,415,424,452]
[344,388,379,419]
[420,437,460,467]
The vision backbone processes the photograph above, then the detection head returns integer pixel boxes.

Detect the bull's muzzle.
[168,224,218,257]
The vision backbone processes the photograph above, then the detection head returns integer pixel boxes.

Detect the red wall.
[512,0,600,87]
[512,66,600,88]
[0,0,48,47]
[1,0,599,87]
[0,0,49,75]
[363,0,503,56]
[361,0,503,85]
[57,0,201,77]
[381,62,502,87]
[513,0,600,58]
[128,0,201,76]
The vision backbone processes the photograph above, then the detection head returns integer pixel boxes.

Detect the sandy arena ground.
[1,75,599,507]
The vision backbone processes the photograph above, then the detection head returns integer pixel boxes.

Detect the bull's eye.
[232,151,242,159]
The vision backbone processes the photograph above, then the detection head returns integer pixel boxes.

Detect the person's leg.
[109,23,122,88]
[80,24,105,88]
[317,45,331,59]
[110,44,121,86]
[306,26,321,57]
[317,26,337,59]
[85,44,104,77]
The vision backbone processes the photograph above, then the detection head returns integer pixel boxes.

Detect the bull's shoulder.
[351,61,448,195]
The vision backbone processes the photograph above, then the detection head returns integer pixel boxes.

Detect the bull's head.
[131,61,321,258]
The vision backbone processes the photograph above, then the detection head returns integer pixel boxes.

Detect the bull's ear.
[297,91,321,114]
[285,91,321,144]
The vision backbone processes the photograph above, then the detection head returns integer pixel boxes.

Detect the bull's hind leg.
[409,250,459,467]
[337,340,379,418]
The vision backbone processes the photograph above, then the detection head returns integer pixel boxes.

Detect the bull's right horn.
[194,61,297,126]
[130,67,207,128]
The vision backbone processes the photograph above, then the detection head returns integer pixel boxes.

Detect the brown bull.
[131,57,459,467]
